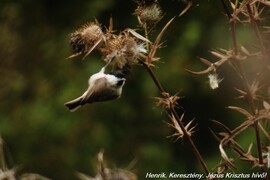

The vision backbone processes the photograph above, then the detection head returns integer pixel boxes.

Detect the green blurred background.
[0,0,266,179]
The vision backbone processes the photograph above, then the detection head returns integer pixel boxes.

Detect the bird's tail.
[64,96,84,112]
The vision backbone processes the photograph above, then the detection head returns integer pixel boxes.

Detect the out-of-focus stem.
[246,4,269,175]
[246,4,268,63]
[139,59,210,175]
[220,0,266,174]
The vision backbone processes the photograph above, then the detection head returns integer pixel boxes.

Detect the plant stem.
[246,5,270,174]
[246,3,268,63]
[139,59,210,175]
[220,0,265,173]
[139,60,164,93]
[144,25,150,52]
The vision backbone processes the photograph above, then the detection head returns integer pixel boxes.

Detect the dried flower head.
[208,73,223,90]
[134,2,162,27]
[78,151,137,180]
[101,32,147,69]
[68,22,104,59]
[100,169,137,180]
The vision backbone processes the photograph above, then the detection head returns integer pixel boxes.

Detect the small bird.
[64,63,126,112]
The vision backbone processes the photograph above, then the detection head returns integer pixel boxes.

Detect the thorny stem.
[144,25,150,52]
[246,3,268,63]
[139,59,210,175]
[246,4,269,177]
[246,5,270,171]
[220,0,266,174]
[139,60,164,93]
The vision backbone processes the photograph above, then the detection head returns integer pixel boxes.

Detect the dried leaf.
[235,87,247,99]
[179,1,193,17]
[83,38,103,60]
[263,101,270,110]
[109,16,113,33]
[125,28,151,44]
[219,143,235,167]
[260,1,270,6]
[211,50,227,59]
[185,66,214,75]
[227,106,252,118]
[200,57,212,66]
[149,17,175,58]
[209,128,221,142]
[230,1,236,11]
[240,46,251,56]
[187,49,232,75]
[77,172,92,180]
[66,52,82,59]
[211,120,231,133]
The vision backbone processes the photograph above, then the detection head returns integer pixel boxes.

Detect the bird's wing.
[83,77,118,103]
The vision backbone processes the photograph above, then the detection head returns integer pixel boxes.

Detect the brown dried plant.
[66,0,270,179]
[77,151,137,180]
[188,0,270,178]
[65,0,214,177]
[0,137,50,180]
[66,0,211,176]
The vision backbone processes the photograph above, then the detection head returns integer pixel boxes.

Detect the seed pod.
[134,2,162,27]
[68,22,104,59]
[101,33,146,69]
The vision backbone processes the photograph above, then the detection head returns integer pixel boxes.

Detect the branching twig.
[139,59,210,174]
[246,3,268,64]
[220,0,266,174]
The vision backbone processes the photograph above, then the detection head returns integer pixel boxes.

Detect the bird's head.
[108,70,126,87]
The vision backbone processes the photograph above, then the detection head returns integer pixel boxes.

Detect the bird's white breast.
[88,72,106,85]
[105,74,119,86]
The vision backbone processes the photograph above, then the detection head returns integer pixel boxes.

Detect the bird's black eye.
[117,80,124,86]
[109,70,126,78]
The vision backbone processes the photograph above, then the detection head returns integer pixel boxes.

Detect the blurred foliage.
[0,0,267,179]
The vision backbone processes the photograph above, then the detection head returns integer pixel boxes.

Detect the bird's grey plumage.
[64,67,126,112]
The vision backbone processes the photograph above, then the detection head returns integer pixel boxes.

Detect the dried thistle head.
[78,151,137,180]
[101,31,147,69]
[68,22,104,59]
[78,169,137,180]
[134,0,162,27]
[103,169,137,180]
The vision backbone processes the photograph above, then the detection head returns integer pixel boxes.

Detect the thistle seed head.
[101,33,147,69]
[134,3,162,27]
[80,151,137,180]
[68,22,104,59]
